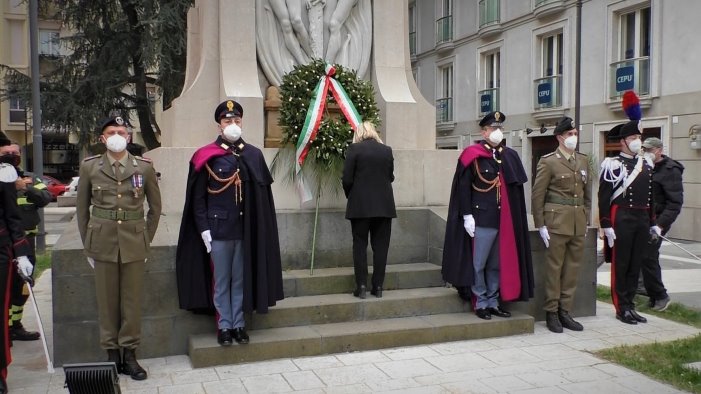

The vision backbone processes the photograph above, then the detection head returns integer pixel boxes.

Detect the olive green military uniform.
[76,152,161,350]
[532,148,592,313]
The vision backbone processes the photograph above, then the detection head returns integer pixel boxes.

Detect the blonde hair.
[353,121,383,144]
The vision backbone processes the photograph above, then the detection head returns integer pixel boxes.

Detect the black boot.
[558,309,583,331]
[122,348,147,380]
[0,375,7,394]
[107,349,122,372]
[10,322,40,341]
[546,312,563,333]
[353,285,366,299]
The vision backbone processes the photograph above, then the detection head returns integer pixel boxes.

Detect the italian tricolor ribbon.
[295,64,362,173]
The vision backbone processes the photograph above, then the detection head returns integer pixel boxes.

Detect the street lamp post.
[29,0,46,252]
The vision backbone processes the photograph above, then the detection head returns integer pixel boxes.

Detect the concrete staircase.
[188,263,534,368]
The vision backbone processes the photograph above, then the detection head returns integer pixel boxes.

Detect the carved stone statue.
[256,0,372,86]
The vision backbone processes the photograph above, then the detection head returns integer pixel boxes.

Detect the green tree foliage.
[0,0,193,150]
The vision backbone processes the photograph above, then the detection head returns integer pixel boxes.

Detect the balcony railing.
[478,88,499,115]
[436,15,453,45]
[609,56,650,99]
[436,97,453,123]
[409,32,417,56]
[534,75,562,110]
[479,0,500,28]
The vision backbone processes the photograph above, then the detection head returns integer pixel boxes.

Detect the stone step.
[249,287,464,330]
[190,312,534,368]
[282,262,444,297]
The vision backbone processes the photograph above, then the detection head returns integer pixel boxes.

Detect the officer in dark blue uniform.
[599,120,657,325]
[192,100,248,346]
[458,111,512,320]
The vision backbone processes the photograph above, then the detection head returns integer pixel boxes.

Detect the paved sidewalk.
[7,268,700,394]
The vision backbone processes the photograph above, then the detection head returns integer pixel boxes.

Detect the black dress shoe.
[218,329,233,346]
[475,308,491,320]
[488,306,511,318]
[353,285,367,299]
[629,310,647,323]
[558,309,583,331]
[122,349,147,381]
[233,327,249,344]
[370,286,383,298]
[616,311,638,325]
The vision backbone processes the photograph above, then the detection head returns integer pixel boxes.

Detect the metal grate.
[64,362,121,394]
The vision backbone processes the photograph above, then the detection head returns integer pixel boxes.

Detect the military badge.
[227,100,235,111]
[132,173,144,198]
[580,169,587,183]
[115,116,124,126]
[495,112,501,122]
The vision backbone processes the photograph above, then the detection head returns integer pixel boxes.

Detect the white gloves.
[463,215,475,238]
[603,227,616,248]
[201,230,212,253]
[650,226,662,236]
[16,256,33,278]
[87,257,95,269]
[539,226,550,248]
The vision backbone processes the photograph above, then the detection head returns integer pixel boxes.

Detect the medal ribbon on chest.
[132,173,143,198]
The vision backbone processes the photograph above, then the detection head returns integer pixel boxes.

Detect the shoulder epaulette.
[135,156,152,163]
[576,151,588,156]
[82,155,100,162]
[541,152,555,158]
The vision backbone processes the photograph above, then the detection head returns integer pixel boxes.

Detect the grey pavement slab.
[7,267,698,393]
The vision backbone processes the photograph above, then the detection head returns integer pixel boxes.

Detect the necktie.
[113,162,121,177]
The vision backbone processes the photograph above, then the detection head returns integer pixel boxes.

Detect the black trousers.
[611,207,649,313]
[10,237,35,321]
[0,246,13,381]
[641,236,668,301]
[351,218,392,289]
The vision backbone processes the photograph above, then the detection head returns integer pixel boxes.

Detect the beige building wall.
[410,0,701,241]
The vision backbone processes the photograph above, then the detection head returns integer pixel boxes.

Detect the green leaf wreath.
[271,59,380,198]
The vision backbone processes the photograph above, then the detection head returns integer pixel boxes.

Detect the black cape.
[175,138,284,314]
[441,144,534,302]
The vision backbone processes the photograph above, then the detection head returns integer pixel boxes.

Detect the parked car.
[39,175,67,201]
[64,176,79,197]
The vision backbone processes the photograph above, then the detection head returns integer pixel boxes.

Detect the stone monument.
[51,0,597,365]
[149,0,440,212]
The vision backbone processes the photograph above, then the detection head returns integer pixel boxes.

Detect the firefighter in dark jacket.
[598,120,657,325]
[0,132,33,393]
[639,137,683,311]
[0,143,52,341]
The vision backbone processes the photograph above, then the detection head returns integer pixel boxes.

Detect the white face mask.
[628,139,642,153]
[563,135,578,150]
[223,124,242,142]
[488,128,503,145]
[105,134,127,153]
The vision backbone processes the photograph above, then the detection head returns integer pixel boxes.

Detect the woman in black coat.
[342,122,396,299]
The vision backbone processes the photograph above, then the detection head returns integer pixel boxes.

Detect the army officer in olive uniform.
[76,116,161,381]
[531,117,591,333]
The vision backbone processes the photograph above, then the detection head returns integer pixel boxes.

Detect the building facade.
[410,0,701,240]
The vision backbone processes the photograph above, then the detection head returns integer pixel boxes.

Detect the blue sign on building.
[480,94,492,114]
[615,66,635,92]
[537,82,552,105]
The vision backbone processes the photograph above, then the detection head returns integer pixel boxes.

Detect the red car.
[38,175,66,201]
